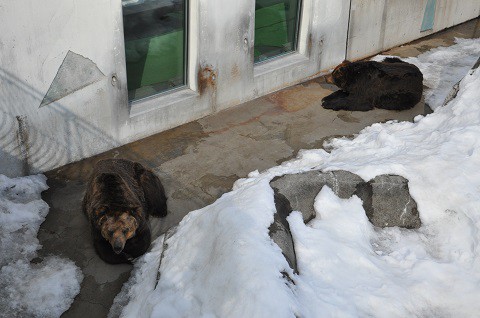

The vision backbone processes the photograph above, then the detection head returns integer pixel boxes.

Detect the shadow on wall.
[0,67,120,177]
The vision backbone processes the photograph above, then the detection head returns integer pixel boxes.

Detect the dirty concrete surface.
[36,19,480,318]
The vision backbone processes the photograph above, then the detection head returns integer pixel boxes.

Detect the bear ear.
[92,205,109,224]
[337,60,351,70]
[96,206,108,216]
[131,216,139,230]
[333,60,351,74]
[133,162,146,178]
[129,206,142,217]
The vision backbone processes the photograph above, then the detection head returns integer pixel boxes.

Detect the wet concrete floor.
[37,18,480,318]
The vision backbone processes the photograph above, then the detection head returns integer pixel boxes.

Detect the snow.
[290,187,480,317]
[113,38,480,317]
[0,174,83,318]
[113,180,299,318]
[0,174,49,266]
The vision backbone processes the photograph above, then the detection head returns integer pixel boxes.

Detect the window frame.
[122,0,190,104]
[253,0,304,65]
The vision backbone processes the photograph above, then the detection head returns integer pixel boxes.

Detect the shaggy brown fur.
[322,58,423,111]
[82,159,167,264]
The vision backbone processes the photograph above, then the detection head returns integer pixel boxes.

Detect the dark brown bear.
[82,159,167,264]
[322,58,423,111]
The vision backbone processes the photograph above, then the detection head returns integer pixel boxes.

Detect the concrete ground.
[37,19,480,318]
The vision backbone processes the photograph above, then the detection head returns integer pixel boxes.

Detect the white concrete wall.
[122,0,351,142]
[0,0,478,177]
[347,0,480,60]
[0,0,125,176]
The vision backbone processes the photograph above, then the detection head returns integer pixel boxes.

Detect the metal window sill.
[129,86,198,118]
[254,52,309,78]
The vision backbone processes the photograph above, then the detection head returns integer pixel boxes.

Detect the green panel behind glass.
[141,31,184,87]
[122,1,186,101]
[254,0,300,63]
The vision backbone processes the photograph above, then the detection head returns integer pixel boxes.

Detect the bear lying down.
[322,57,423,111]
[82,159,167,264]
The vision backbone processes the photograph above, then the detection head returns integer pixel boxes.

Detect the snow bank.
[113,179,299,317]
[109,236,165,318]
[0,174,49,266]
[290,186,480,317]
[114,38,480,317]
[0,174,83,318]
[0,257,84,318]
[288,39,480,317]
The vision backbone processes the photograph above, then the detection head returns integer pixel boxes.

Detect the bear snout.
[113,238,125,254]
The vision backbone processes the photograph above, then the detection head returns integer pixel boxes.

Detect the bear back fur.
[83,159,167,218]
[322,58,423,111]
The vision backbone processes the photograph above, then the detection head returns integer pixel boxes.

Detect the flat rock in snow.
[270,191,297,274]
[270,170,421,229]
[356,174,421,229]
[270,170,364,223]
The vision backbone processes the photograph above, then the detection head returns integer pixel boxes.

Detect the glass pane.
[254,0,300,63]
[122,0,186,101]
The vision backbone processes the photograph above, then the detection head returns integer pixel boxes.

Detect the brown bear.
[322,57,423,111]
[82,159,167,264]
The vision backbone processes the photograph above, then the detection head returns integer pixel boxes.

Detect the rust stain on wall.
[197,65,217,95]
[231,64,240,79]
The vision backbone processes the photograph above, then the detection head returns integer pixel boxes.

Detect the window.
[254,0,301,63]
[122,0,187,101]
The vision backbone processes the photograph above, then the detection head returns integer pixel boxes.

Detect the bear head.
[91,173,144,254]
[324,60,351,89]
[96,207,139,254]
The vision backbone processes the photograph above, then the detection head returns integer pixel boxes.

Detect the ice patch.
[0,257,83,318]
[0,174,49,266]
[0,174,83,318]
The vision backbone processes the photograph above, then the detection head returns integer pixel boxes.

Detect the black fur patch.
[322,58,423,111]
